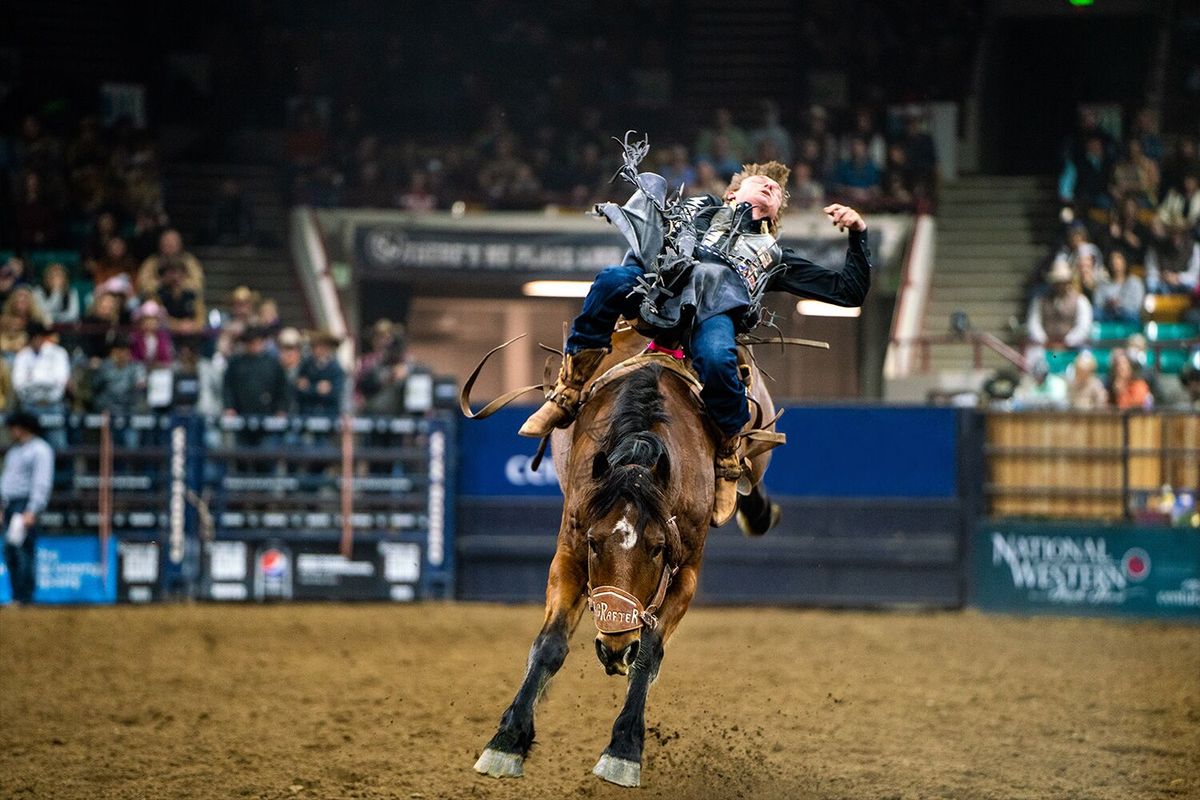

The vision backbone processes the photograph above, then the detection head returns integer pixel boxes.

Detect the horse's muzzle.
[595,635,640,676]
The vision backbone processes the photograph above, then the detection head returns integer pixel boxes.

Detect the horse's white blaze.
[614,515,637,550]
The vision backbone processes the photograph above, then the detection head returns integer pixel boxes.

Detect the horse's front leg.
[593,565,699,788]
[474,549,587,778]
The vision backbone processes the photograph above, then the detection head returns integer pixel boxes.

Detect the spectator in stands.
[277,328,304,414]
[701,135,745,182]
[209,179,255,246]
[2,286,48,330]
[749,100,792,165]
[1110,140,1160,208]
[355,319,402,409]
[901,110,939,199]
[129,208,168,263]
[839,108,886,171]
[1130,108,1164,164]
[90,334,146,422]
[90,237,139,285]
[137,229,205,296]
[691,160,727,199]
[129,300,173,368]
[1106,195,1153,269]
[79,290,129,364]
[1093,251,1145,323]
[15,172,58,248]
[0,260,22,310]
[1161,136,1198,199]
[1067,350,1108,409]
[695,108,748,165]
[1072,242,1103,299]
[223,326,289,458]
[33,263,79,325]
[879,144,915,213]
[1060,134,1114,213]
[155,258,206,343]
[789,161,825,211]
[1155,173,1200,235]
[83,211,120,265]
[831,138,882,206]
[1179,356,1200,410]
[798,105,837,181]
[2,410,55,605]
[296,330,345,418]
[257,298,282,340]
[1108,349,1153,410]
[1012,357,1068,410]
[1026,256,1093,358]
[0,315,27,362]
[659,145,697,194]
[170,339,224,418]
[398,171,438,212]
[11,320,70,449]
[215,285,259,355]
[1147,229,1200,294]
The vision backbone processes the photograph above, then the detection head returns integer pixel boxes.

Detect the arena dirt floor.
[1,603,1197,800]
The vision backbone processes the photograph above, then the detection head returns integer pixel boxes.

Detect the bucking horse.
[470,328,783,787]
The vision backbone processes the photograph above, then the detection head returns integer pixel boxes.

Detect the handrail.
[889,333,1198,375]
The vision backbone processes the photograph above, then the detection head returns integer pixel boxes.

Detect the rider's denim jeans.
[567,264,750,437]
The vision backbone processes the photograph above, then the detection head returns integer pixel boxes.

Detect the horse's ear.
[655,449,670,484]
[592,451,610,480]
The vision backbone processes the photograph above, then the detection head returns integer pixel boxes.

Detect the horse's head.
[582,436,681,676]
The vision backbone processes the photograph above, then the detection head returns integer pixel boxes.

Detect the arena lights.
[796,299,861,318]
[522,280,593,298]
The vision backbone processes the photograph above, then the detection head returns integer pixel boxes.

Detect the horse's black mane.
[585,366,671,527]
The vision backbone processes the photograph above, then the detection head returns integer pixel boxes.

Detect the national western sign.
[972,522,1200,620]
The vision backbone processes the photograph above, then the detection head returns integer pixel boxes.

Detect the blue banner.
[458,405,959,499]
[34,536,119,604]
[0,560,10,604]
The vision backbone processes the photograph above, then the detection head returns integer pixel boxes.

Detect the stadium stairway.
[162,163,311,328]
[920,175,1059,375]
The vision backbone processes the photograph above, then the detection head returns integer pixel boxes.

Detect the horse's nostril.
[623,640,639,666]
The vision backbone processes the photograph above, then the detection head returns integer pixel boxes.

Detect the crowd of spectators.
[288,99,940,215]
[1016,107,1200,412]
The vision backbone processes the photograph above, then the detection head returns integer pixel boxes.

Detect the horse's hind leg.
[474,550,586,779]
[735,480,781,537]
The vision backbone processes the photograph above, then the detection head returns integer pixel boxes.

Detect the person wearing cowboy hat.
[1026,255,1093,362]
[296,329,345,419]
[2,410,55,604]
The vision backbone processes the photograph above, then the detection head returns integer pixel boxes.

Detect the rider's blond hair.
[724,161,791,236]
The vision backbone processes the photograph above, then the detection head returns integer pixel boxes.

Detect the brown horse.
[473,330,780,787]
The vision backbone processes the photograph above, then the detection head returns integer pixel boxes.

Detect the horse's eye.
[587,537,600,555]
[650,544,664,559]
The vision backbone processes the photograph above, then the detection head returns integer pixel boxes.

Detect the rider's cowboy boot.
[711,435,743,526]
[518,348,608,438]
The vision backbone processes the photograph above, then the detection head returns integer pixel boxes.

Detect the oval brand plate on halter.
[589,586,645,634]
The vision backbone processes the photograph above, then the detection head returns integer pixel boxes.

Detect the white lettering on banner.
[363,230,624,272]
[991,533,1130,604]
[296,555,376,578]
[169,426,187,564]
[36,550,103,591]
[427,430,445,567]
[1157,579,1200,607]
[505,455,559,487]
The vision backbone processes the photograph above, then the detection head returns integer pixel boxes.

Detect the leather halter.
[586,517,679,634]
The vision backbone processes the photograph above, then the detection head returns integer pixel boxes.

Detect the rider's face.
[727,175,783,221]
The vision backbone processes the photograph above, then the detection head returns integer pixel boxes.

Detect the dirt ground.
[0,603,1197,800]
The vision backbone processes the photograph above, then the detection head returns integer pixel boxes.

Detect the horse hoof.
[592,753,641,787]
[737,502,781,537]
[474,748,524,778]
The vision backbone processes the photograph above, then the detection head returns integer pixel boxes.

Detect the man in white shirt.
[2,411,55,604]
[11,320,70,449]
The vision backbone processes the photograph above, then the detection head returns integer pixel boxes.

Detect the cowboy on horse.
[520,135,873,525]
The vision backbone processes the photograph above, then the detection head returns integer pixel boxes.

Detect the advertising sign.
[118,541,160,603]
[972,522,1200,620]
[33,536,119,604]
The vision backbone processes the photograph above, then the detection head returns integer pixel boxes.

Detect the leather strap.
[458,334,545,419]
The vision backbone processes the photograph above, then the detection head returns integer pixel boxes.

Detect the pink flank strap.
[646,341,685,360]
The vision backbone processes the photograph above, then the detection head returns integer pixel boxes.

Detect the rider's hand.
[823,204,867,233]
